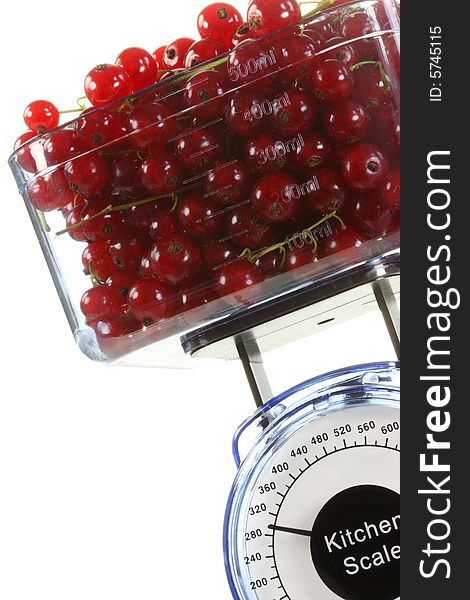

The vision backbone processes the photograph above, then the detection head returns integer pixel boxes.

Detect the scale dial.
[224,364,400,600]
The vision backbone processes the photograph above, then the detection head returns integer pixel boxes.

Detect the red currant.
[313,59,353,102]
[177,193,224,238]
[184,70,227,120]
[64,153,109,197]
[43,129,80,166]
[82,207,129,243]
[149,208,181,241]
[179,276,217,313]
[94,314,142,340]
[13,131,39,173]
[116,47,158,92]
[109,231,152,270]
[284,245,316,272]
[227,39,279,88]
[341,142,389,191]
[128,101,177,150]
[65,205,89,242]
[205,160,252,205]
[153,46,167,71]
[109,154,147,199]
[106,269,140,304]
[292,132,332,172]
[323,100,370,142]
[175,126,223,172]
[320,227,363,258]
[380,167,400,210]
[150,235,202,285]
[184,39,227,69]
[247,0,302,38]
[278,34,319,83]
[128,277,176,325]
[232,22,253,47]
[303,167,346,216]
[82,241,119,281]
[214,258,264,305]
[226,203,275,248]
[23,100,59,134]
[245,132,290,175]
[84,64,132,108]
[27,169,74,212]
[270,89,317,136]
[163,38,195,69]
[340,12,376,61]
[140,151,185,195]
[255,249,285,277]
[322,37,357,67]
[80,286,122,320]
[352,62,392,107]
[251,173,301,223]
[225,89,266,137]
[202,239,238,268]
[198,3,243,47]
[75,107,122,152]
[345,192,397,238]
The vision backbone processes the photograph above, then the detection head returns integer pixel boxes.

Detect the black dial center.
[310,485,400,600]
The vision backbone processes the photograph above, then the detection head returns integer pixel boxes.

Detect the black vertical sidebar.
[401,1,467,598]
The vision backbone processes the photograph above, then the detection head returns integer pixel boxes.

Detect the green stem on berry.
[88,261,101,288]
[350,60,390,90]
[247,211,340,265]
[55,204,113,237]
[59,107,84,115]
[331,6,362,23]
[170,192,179,212]
[301,0,334,20]
[76,96,87,110]
[37,210,51,233]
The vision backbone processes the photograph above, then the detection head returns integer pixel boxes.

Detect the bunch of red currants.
[12,0,400,354]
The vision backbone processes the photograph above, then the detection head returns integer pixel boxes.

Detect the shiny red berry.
[322,37,357,67]
[323,100,370,142]
[303,168,346,216]
[106,269,140,304]
[150,235,202,285]
[80,286,122,320]
[284,245,316,272]
[128,101,177,150]
[184,39,227,69]
[227,39,279,87]
[198,3,243,47]
[23,100,59,134]
[116,47,158,92]
[13,131,39,173]
[320,227,363,258]
[149,207,181,241]
[292,132,332,172]
[313,59,353,102]
[380,167,400,210]
[109,154,147,198]
[82,242,119,281]
[175,126,223,171]
[128,278,176,325]
[214,259,264,305]
[352,63,392,107]
[109,231,152,270]
[75,107,122,152]
[64,154,109,197]
[82,206,129,243]
[94,314,141,340]
[225,89,266,137]
[345,192,397,238]
[205,160,252,205]
[27,169,74,212]
[232,22,253,47]
[341,142,389,191]
[247,0,302,38]
[245,132,290,175]
[251,173,301,223]
[184,70,227,120]
[270,89,316,136]
[202,239,238,268]
[140,151,184,195]
[341,12,376,61]
[163,38,195,69]
[278,34,319,82]
[226,203,275,248]
[177,193,224,238]
[44,129,80,166]
[84,64,132,108]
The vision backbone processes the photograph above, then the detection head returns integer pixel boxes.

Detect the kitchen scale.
[8,1,401,596]
[184,253,400,600]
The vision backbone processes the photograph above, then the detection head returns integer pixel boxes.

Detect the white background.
[0,1,396,598]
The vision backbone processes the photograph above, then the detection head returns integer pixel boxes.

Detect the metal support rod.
[373,277,401,361]
[235,334,274,408]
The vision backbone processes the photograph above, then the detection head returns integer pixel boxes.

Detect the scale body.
[224,362,399,600]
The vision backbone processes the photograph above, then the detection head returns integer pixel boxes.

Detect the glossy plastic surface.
[9,1,400,367]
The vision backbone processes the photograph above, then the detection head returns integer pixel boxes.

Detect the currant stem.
[350,60,379,71]
[55,204,113,237]
[59,108,84,115]
[38,210,51,233]
[301,0,334,20]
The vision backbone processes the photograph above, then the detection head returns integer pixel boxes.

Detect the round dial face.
[226,399,400,600]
